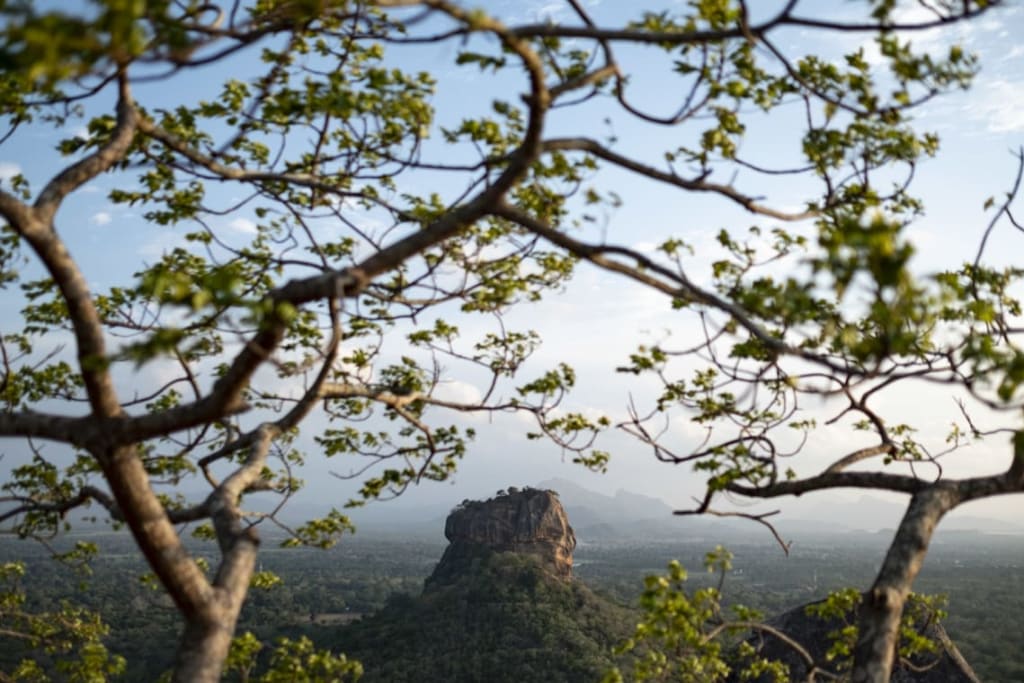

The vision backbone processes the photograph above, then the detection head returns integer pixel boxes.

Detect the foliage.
[607,553,954,682]
[5,531,1019,681]
[0,0,1018,679]
[223,632,362,683]
[804,589,947,671]
[605,548,787,683]
[0,562,125,682]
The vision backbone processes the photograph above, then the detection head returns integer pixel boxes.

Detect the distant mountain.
[538,477,672,514]
[535,477,672,529]
[276,480,1023,545]
[785,495,1024,534]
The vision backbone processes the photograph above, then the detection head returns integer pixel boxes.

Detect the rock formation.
[427,487,576,584]
[338,487,630,682]
[731,596,980,682]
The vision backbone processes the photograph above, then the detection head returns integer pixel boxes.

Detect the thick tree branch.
[12,78,139,420]
[198,299,343,479]
[0,412,89,445]
[34,74,139,223]
[100,444,212,620]
[0,189,34,234]
[728,470,926,497]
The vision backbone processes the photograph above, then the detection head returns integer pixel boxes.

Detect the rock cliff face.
[731,596,980,683]
[428,487,576,584]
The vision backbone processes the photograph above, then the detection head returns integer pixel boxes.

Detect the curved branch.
[510,2,997,41]
[728,470,926,497]
[13,78,138,419]
[824,444,896,474]
[543,137,817,221]
[704,620,839,681]
[34,74,139,223]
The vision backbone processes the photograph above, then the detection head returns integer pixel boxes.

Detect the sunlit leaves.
[0,1,1014,679]
[250,571,283,591]
[805,589,948,671]
[224,632,362,683]
[0,562,126,681]
[0,0,146,84]
[280,509,354,549]
[604,549,784,683]
[455,51,507,73]
[606,554,952,682]
[258,635,362,682]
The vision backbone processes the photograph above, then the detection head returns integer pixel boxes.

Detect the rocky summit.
[428,487,576,585]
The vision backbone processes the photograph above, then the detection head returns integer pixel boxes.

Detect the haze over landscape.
[2,1,1024,681]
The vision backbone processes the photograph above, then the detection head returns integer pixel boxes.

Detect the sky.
[2,1,1024,536]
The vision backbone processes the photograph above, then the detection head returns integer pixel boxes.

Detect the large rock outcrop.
[427,487,576,584]
[336,487,630,682]
[731,596,979,682]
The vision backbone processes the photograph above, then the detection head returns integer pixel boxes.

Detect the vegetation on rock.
[334,550,632,682]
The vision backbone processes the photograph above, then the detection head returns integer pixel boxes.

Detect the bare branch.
[727,470,926,497]
[824,444,897,474]
[543,138,818,221]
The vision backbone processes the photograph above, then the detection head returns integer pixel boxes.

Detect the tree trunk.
[851,486,961,682]
[173,603,240,683]
[101,443,260,681]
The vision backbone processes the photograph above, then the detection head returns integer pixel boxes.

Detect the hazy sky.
[2,1,1024,532]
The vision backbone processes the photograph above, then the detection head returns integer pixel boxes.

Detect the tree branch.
[34,74,139,223]
[0,412,89,445]
[727,470,926,498]
[107,6,554,447]
[543,137,817,221]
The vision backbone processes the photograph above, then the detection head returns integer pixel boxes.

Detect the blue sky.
[2,1,1024,532]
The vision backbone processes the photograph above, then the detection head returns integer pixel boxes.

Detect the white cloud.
[432,380,484,408]
[90,211,112,226]
[499,0,569,24]
[139,232,186,260]
[228,217,258,234]
[1000,45,1024,62]
[963,79,1024,133]
[0,162,22,182]
[532,1,565,20]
